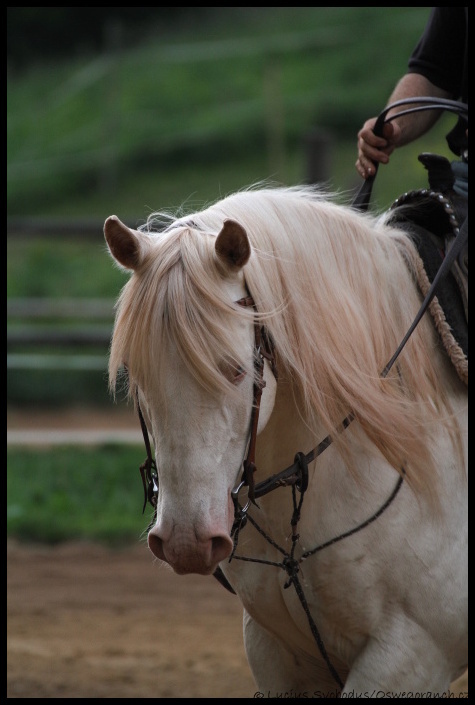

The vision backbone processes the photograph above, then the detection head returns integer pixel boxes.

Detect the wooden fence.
[8,218,116,374]
[7,296,115,372]
[7,218,104,240]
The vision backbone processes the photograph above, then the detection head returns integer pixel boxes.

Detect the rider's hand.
[356,119,401,179]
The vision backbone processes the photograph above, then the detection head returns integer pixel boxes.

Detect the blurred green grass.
[7,445,154,545]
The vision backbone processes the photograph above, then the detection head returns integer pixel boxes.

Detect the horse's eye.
[233,366,247,386]
[220,360,247,385]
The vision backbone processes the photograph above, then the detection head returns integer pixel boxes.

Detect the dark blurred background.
[7,7,205,67]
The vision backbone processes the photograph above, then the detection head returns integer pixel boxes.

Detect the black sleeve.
[408,7,467,102]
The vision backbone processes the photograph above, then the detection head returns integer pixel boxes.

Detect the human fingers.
[356,120,395,178]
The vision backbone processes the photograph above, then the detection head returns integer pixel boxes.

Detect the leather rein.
[352,96,468,211]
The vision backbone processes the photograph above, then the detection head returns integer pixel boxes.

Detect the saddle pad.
[387,185,468,386]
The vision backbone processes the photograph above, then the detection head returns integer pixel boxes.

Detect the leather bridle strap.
[234,295,277,507]
[135,386,159,518]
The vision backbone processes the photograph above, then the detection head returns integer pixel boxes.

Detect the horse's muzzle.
[147,527,233,575]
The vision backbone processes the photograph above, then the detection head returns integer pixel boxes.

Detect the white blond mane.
[109,185,461,499]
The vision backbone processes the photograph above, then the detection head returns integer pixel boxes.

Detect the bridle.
[133,96,467,689]
[134,292,279,531]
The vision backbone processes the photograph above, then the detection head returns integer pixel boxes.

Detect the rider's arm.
[384,74,452,146]
[355,74,451,178]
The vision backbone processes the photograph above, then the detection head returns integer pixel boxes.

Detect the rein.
[352,97,468,212]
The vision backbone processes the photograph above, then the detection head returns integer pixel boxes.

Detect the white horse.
[105,185,467,697]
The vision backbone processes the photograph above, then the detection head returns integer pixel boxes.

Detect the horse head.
[104,215,277,575]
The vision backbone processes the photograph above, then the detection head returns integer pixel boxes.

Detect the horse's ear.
[215,219,251,269]
[104,215,148,271]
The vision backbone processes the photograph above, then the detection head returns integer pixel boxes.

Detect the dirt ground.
[7,540,468,699]
[7,540,257,699]
[7,409,468,698]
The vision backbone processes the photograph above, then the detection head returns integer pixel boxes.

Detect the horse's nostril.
[147,532,165,561]
[211,535,233,565]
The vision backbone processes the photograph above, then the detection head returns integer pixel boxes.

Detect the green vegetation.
[8,7,445,221]
[7,444,154,545]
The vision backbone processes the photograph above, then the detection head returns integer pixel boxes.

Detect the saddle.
[386,153,468,386]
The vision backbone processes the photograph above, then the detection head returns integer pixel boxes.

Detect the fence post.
[264,59,286,181]
[304,127,333,185]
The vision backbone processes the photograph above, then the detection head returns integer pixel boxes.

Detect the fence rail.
[7,297,115,319]
[7,297,114,371]
[7,353,107,371]
[7,218,105,239]
[8,326,112,347]
[7,217,116,382]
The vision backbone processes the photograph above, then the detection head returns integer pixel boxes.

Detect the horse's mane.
[109,185,462,500]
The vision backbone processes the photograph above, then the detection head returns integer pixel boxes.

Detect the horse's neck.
[255,377,313,478]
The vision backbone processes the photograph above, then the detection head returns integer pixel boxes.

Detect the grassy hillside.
[8,7,444,220]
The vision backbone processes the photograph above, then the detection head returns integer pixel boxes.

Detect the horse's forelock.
[109,223,254,401]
